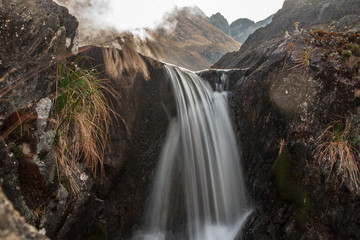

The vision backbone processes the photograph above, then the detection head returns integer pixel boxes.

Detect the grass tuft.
[54,61,112,195]
[345,55,360,70]
[314,119,360,192]
[292,41,311,69]
[101,33,156,84]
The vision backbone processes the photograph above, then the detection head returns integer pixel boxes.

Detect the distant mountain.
[209,12,230,35]
[209,13,274,43]
[149,6,241,71]
[230,15,274,43]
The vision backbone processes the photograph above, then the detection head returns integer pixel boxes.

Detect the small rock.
[21,143,32,155]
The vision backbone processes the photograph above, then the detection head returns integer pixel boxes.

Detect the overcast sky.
[73,0,285,32]
[185,0,285,22]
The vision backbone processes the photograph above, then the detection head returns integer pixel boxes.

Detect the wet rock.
[74,46,172,239]
[54,182,103,240]
[210,16,360,240]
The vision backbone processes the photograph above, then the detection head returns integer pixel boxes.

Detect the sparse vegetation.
[345,55,360,70]
[293,40,311,69]
[0,105,37,141]
[53,61,112,195]
[350,43,360,56]
[314,119,360,192]
[341,49,352,57]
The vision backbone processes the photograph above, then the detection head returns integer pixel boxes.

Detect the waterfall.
[135,65,251,240]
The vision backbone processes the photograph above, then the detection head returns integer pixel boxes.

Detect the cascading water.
[135,65,251,240]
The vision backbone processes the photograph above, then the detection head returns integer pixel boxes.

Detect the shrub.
[314,119,360,192]
[54,61,112,195]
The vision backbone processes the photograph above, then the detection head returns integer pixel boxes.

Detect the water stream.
[135,65,251,240]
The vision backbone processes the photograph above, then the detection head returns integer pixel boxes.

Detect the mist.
[56,0,186,33]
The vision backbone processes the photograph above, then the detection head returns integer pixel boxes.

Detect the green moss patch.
[93,221,107,240]
[272,140,312,229]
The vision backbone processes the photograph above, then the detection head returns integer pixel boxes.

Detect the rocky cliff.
[74,47,172,239]
[207,0,360,239]
[0,1,171,239]
[2,0,360,239]
[213,0,360,69]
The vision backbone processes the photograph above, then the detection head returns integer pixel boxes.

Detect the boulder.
[0,186,49,240]
[0,0,78,117]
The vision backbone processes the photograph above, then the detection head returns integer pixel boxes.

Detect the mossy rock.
[92,221,107,240]
[272,140,311,228]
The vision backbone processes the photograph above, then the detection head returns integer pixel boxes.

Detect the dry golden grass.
[346,55,360,70]
[0,99,38,142]
[100,33,163,84]
[314,119,360,192]
[293,43,311,69]
[54,62,112,195]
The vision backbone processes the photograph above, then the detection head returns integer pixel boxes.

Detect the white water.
[135,65,250,240]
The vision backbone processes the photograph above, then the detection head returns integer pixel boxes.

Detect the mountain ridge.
[148,6,241,70]
[210,12,274,43]
[213,0,360,69]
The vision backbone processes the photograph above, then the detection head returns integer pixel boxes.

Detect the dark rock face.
[0,0,81,238]
[207,0,360,238]
[72,47,172,239]
[0,1,172,239]
[205,31,360,240]
[239,32,360,240]
[1,44,171,240]
[0,0,78,117]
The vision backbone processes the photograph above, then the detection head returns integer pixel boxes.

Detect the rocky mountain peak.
[148,6,241,70]
[210,12,230,34]
[209,13,273,43]
[229,18,255,29]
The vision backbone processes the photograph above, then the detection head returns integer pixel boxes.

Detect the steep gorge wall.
[208,0,360,239]
[0,1,172,239]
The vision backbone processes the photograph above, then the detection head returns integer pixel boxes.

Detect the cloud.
[57,0,180,31]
